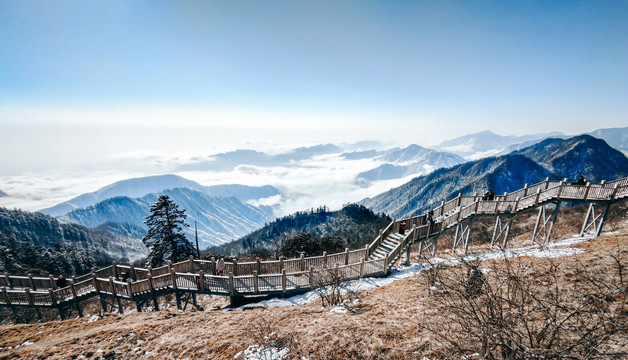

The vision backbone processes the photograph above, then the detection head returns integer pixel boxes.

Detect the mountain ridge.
[362,135,628,218]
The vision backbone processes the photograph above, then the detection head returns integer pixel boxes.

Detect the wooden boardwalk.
[1,176,627,320]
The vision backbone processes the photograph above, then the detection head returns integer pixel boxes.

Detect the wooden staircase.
[368,232,404,261]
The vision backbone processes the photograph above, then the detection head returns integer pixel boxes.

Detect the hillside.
[363,135,628,218]
[211,204,391,256]
[60,188,275,248]
[361,154,554,218]
[0,207,147,274]
[2,209,625,359]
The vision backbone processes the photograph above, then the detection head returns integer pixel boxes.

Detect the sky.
[1,0,627,211]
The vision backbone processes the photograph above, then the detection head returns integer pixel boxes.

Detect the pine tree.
[142,195,195,267]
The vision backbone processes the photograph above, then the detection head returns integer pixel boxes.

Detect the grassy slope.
[1,205,626,359]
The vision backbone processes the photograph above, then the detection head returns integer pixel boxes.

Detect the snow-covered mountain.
[511,135,628,183]
[362,135,628,218]
[39,174,279,217]
[356,145,465,183]
[59,188,275,248]
[587,126,628,154]
[177,144,344,171]
[432,130,566,160]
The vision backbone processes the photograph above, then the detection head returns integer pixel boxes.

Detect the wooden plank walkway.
[1,176,627,320]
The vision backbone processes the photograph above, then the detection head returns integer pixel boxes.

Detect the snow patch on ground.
[237,234,594,310]
[87,315,99,323]
[234,344,289,360]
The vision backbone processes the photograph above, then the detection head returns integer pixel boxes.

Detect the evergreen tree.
[142,195,194,267]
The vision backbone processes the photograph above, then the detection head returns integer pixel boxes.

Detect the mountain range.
[59,187,275,248]
[430,126,628,160]
[361,135,628,218]
[355,145,464,183]
[40,174,280,217]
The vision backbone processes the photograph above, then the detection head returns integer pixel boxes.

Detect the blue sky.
[1,0,627,174]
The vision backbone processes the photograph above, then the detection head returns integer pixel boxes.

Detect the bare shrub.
[418,249,628,359]
[313,265,348,307]
[243,314,296,360]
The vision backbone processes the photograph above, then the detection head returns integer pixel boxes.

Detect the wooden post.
[25,288,43,320]
[129,265,136,281]
[189,255,195,273]
[534,188,541,206]
[323,251,328,267]
[432,235,439,257]
[92,272,107,312]
[281,269,287,296]
[364,244,369,259]
[556,180,564,199]
[383,254,389,276]
[28,274,36,290]
[211,257,216,275]
[514,197,521,212]
[108,277,123,314]
[2,287,16,320]
[405,243,411,266]
[147,274,159,311]
[199,270,205,292]
[126,279,133,299]
[308,267,314,289]
[171,270,181,310]
[494,197,502,215]
[300,253,305,271]
[49,289,65,320]
[167,260,172,273]
[360,258,365,278]
[253,270,259,294]
[49,274,57,290]
[523,183,529,196]
[279,256,284,270]
[233,259,238,276]
[112,261,119,280]
[256,258,261,275]
[69,279,83,317]
[344,248,349,265]
[583,183,592,200]
[3,273,11,289]
[228,272,235,297]
[544,177,550,189]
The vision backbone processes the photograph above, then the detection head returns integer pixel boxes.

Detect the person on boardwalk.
[216,256,225,276]
[56,274,67,288]
[427,210,434,225]
[575,175,586,186]
[399,221,406,235]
